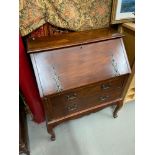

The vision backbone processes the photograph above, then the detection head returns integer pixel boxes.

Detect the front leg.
[50,129,56,141]
[113,100,123,118]
[47,125,56,141]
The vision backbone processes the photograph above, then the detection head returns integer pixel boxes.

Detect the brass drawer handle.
[66,103,78,112]
[101,84,110,90]
[66,93,77,101]
[99,95,109,102]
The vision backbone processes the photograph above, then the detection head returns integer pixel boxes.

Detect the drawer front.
[49,77,125,119]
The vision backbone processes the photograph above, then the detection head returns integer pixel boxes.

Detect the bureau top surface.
[30,37,131,97]
[27,28,122,53]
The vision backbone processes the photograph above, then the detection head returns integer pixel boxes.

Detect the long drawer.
[48,76,125,119]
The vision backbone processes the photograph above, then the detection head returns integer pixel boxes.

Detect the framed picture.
[111,0,135,24]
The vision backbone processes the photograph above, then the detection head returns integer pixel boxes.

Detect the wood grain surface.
[27,28,123,53]
[30,38,130,97]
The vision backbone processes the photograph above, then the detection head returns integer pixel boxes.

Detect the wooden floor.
[22,101,135,155]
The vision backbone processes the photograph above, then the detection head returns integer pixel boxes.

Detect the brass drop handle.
[101,84,110,90]
[66,93,77,101]
[99,95,109,101]
[66,103,78,112]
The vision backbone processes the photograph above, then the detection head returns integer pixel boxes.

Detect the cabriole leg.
[47,125,56,141]
[50,129,56,141]
[113,100,123,118]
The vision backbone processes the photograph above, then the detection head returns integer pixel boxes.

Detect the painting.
[111,0,135,24]
[120,0,135,13]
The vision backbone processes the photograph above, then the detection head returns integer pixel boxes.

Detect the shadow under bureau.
[27,28,131,141]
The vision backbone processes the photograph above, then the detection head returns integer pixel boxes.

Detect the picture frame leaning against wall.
[111,0,135,24]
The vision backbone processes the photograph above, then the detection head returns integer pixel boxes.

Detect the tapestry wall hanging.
[19,0,112,36]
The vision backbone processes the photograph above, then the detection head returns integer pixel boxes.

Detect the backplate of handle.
[101,84,110,90]
[99,95,109,102]
[66,93,77,101]
[66,103,78,112]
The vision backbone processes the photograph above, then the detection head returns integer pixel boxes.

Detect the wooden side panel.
[121,25,135,67]
[120,23,135,103]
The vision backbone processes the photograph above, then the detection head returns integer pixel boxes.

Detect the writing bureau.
[27,28,131,141]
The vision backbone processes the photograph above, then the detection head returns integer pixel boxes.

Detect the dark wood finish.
[27,28,123,53]
[19,95,30,155]
[48,76,125,120]
[27,28,131,141]
[30,38,130,97]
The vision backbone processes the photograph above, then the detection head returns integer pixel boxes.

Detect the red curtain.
[19,35,44,123]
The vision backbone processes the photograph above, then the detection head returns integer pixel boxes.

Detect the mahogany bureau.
[27,28,131,141]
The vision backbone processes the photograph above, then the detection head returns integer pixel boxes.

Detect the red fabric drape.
[19,35,44,123]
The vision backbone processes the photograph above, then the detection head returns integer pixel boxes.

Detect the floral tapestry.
[19,0,112,36]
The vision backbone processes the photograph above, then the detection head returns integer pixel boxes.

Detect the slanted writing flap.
[30,37,130,97]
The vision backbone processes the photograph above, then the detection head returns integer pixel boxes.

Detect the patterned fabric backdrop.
[19,0,112,36]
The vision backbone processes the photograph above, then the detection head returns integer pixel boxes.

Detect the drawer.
[49,77,125,119]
